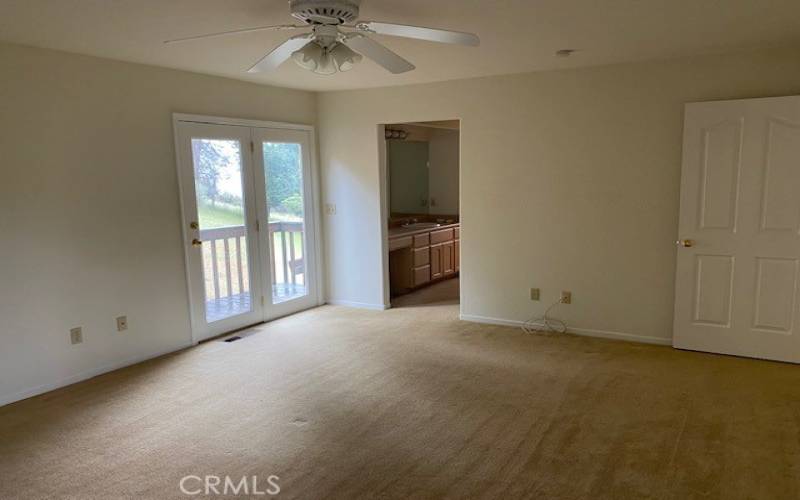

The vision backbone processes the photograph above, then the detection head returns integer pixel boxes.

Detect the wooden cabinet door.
[455,240,460,272]
[414,265,431,286]
[430,244,443,279]
[442,242,455,276]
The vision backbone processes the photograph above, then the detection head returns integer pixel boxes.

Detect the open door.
[673,96,800,362]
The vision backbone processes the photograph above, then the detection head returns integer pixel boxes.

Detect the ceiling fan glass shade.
[329,43,363,72]
[315,53,337,75]
[291,41,337,75]
[291,41,324,71]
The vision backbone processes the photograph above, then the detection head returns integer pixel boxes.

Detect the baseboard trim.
[326,299,389,311]
[0,342,192,408]
[459,314,671,346]
[1,311,667,407]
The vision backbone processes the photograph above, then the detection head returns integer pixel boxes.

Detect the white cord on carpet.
[522,297,567,334]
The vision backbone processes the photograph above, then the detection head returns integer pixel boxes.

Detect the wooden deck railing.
[200,221,304,301]
[267,221,304,288]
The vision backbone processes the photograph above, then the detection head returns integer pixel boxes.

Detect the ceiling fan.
[164,0,479,75]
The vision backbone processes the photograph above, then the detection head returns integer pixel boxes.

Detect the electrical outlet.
[325,203,336,215]
[116,316,128,332]
[70,327,83,345]
[561,291,572,304]
[530,288,540,301]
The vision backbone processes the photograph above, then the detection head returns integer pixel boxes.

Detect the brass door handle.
[676,239,694,248]
[191,239,203,247]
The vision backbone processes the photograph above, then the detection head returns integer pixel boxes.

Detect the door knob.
[191,239,203,247]
[189,221,199,230]
[676,239,694,248]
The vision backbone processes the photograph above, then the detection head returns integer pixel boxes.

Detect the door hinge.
[261,296,265,306]
[250,141,254,153]
[256,220,260,231]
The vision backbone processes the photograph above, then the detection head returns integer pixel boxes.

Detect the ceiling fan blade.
[248,34,314,73]
[356,21,479,47]
[343,34,415,74]
[164,24,305,44]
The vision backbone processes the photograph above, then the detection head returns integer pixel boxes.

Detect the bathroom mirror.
[388,140,430,214]
[385,122,460,217]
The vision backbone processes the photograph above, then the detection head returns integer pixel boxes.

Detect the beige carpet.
[392,277,460,308]
[2,297,800,499]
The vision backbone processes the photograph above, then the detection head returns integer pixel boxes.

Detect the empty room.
[2,1,800,498]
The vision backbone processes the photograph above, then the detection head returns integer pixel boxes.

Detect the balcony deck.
[206,283,308,323]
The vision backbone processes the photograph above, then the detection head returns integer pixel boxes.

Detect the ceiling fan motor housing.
[289,0,360,25]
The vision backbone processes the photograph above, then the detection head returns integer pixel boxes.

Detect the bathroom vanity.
[388,223,460,296]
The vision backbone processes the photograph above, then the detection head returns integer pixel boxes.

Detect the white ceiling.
[2,0,800,92]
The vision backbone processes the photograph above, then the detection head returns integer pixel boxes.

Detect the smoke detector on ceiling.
[555,49,578,58]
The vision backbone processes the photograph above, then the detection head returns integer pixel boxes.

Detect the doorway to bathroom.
[380,120,461,308]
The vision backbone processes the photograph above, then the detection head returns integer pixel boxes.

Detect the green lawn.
[198,202,305,271]
[198,202,303,229]
[198,202,244,228]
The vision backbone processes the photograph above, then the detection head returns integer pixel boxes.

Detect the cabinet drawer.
[430,228,454,244]
[413,233,430,248]
[454,227,460,239]
[413,248,430,267]
[388,236,412,251]
[414,265,431,286]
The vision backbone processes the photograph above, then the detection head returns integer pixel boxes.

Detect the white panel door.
[674,95,800,362]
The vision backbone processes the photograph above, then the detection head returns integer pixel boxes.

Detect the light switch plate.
[561,291,572,304]
[530,288,540,301]
[70,327,83,345]
[116,316,128,332]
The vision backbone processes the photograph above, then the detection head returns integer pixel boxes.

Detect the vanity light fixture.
[385,129,409,140]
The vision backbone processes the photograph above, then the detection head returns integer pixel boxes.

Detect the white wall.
[0,42,316,405]
[318,47,800,340]
[428,128,459,215]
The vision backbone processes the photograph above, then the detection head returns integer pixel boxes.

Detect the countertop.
[388,222,460,238]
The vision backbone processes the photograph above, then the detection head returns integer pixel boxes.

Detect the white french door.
[673,96,800,362]
[252,127,319,319]
[175,117,319,342]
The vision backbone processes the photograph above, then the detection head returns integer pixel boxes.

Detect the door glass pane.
[263,142,308,304]
[191,138,252,322]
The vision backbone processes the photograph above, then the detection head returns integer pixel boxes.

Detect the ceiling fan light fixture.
[291,40,362,75]
[291,41,325,71]
[314,52,338,75]
[330,43,363,72]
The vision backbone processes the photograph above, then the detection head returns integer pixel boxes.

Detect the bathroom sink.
[401,222,441,230]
